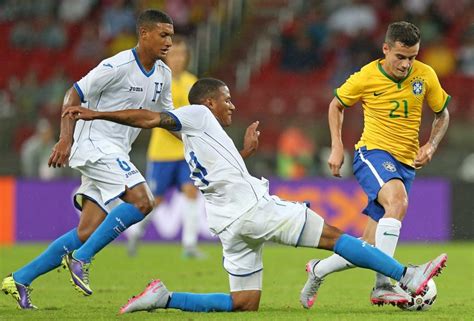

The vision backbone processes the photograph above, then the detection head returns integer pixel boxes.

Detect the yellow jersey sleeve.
[147,71,198,161]
[334,60,450,166]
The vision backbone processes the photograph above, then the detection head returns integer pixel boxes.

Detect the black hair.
[136,9,173,34]
[188,78,227,105]
[385,21,420,47]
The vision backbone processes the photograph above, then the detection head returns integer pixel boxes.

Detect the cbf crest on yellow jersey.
[335,59,450,166]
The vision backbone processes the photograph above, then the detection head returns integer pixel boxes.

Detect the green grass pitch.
[0,242,472,320]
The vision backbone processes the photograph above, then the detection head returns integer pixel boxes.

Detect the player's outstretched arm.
[48,87,81,168]
[240,121,260,159]
[328,97,346,177]
[62,106,179,131]
[414,108,450,169]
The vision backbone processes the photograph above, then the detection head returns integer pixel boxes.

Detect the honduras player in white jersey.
[64,78,447,313]
[1,10,176,309]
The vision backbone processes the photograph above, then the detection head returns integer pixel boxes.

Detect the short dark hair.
[136,9,173,34]
[188,78,227,105]
[385,21,420,47]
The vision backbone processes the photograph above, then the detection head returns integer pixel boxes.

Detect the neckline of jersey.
[377,59,412,88]
[132,48,155,77]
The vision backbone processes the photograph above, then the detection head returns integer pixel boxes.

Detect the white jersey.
[170,105,269,234]
[70,48,173,166]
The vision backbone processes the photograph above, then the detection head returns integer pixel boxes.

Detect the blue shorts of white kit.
[353,146,416,222]
[146,160,192,197]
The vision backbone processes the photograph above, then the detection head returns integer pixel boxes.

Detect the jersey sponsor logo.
[129,86,144,92]
[373,91,386,96]
[411,77,424,96]
[383,161,396,172]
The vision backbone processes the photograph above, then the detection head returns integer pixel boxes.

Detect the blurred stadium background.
[0,0,473,246]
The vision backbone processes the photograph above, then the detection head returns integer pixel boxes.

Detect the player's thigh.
[231,290,262,311]
[77,198,107,242]
[219,226,264,277]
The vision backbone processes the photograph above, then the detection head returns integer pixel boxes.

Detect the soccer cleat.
[1,274,37,309]
[399,253,447,295]
[119,279,170,314]
[62,252,93,296]
[300,259,324,309]
[370,284,411,306]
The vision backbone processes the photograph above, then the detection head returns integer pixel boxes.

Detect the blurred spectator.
[280,20,320,72]
[37,16,68,50]
[14,70,41,120]
[327,0,377,37]
[10,20,37,49]
[100,0,136,41]
[107,30,137,56]
[457,25,474,77]
[458,153,474,182]
[59,0,96,23]
[420,38,456,78]
[20,118,59,180]
[277,125,315,179]
[74,23,106,62]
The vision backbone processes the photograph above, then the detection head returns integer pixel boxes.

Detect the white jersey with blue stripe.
[70,48,173,166]
[169,104,268,234]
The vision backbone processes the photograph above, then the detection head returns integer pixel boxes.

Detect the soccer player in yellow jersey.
[300,21,450,308]
[127,36,202,258]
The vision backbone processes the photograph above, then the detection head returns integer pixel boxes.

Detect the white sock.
[314,254,354,278]
[181,197,200,249]
[374,217,402,287]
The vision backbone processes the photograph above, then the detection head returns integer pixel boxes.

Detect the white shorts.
[73,153,146,213]
[218,194,324,279]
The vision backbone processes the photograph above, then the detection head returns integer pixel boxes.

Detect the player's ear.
[203,97,214,110]
[382,43,389,55]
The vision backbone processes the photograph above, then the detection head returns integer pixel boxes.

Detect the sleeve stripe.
[436,95,451,114]
[164,111,182,131]
[334,89,350,108]
[73,83,86,103]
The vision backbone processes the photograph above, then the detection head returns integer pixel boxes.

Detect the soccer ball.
[396,279,437,311]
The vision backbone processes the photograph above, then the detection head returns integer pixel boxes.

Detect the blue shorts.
[146,160,192,197]
[353,147,416,222]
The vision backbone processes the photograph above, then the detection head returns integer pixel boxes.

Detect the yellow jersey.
[335,59,450,166]
[147,71,198,161]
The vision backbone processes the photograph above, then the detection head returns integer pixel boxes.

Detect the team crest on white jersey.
[383,161,396,172]
[411,77,424,96]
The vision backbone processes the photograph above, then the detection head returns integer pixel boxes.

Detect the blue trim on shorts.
[353,147,415,221]
[295,207,308,248]
[221,256,264,277]
[73,193,108,215]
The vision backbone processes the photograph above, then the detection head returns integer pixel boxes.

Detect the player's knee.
[231,296,260,311]
[134,197,154,215]
[385,196,408,220]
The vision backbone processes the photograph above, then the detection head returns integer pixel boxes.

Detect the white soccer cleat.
[300,259,324,309]
[119,279,170,314]
[399,253,447,295]
[370,284,411,306]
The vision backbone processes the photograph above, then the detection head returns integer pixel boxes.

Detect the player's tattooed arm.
[62,106,178,131]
